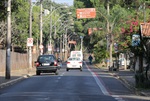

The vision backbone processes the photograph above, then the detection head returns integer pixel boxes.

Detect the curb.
[111,72,148,96]
[0,74,34,89]
[94,65,149,97]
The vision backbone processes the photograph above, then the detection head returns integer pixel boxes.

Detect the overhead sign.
[68,41,76,44]
[140,23,150,37]
[76,8,96,19]
[27,38,33,46]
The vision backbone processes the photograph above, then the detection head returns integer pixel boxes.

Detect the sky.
[32,0,73,6]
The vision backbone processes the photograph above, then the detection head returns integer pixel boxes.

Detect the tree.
[0,0,6,21]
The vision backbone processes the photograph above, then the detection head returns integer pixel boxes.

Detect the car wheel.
[80,66,82,71]
[36,71,40,75]
[66,68,69,71]
[55,71,59,75]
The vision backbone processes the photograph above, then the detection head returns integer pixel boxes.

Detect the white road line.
[57,77,61,79]
[84,62,110,96]
[115,97,123,100]
[60,72,65,76]
[111,95,120,97]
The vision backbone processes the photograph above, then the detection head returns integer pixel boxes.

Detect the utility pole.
[60,35,62,60]
[29,0,32,70]
[107,0,113,70]
[80,36,83,52]
[139,2,146,74]
[6,0,11,79]
[62,33,64,61]
[143,2,146,23]
[49,2,52,54]
[108,1,113,70]
[40,0,43,55]
[107,0,110,70]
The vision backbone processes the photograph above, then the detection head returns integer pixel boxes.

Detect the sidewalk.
[0,68,36,88]
[108,68,150,97]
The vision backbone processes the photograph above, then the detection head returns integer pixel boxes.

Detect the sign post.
[27,38,33,46]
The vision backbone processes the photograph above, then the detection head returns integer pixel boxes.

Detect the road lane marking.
[57,77,61,79]
[60,72,65,76]
[84,62,110,96]
[112,95,120,97]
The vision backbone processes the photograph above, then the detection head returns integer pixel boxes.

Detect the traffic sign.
[76,8,96,19]
[27,38,33,46]
[39,45,44,49]
[140,23,150,37]
[48,45,52,51]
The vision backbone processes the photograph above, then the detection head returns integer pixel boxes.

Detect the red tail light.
[79,62,82,64]
[36,62,40,67]
[67,62,70,64]
[54,61,57,66]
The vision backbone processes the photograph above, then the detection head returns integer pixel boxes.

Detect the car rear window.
[68,57,80,61]
[38,55,54,62]
[72,53,81,57]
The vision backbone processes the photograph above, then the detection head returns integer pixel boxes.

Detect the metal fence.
[0,50,38,72]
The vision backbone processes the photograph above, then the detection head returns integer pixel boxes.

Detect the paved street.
[0,62,150,101]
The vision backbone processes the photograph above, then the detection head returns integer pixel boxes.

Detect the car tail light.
[67,62,70,64]
[79,62,82,64]
[54,61,57,66]
[36,62,40,67]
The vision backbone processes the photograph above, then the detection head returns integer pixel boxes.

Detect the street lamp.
[48,5,68,54]
[49,12,72,54]
[49,14,65,53]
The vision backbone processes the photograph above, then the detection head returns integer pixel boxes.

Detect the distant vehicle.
[35,54,59,75]
[119,58,130,66]
[57,57,62,69]
[66,57,83,71]
[70,51,83,61]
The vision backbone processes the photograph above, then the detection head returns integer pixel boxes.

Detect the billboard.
[140,23,150,37]
[76,8,96,19]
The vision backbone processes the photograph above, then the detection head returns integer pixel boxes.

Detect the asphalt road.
[0,62,149,101]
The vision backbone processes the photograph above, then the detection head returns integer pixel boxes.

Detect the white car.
[66,57,83,71]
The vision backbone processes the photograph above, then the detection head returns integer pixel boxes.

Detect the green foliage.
[74,21,84,32]
[0,0,6,21]
[74,0,86,8]
[11,0,30,50]
[93,44,108,63]
[32,6,40,43]
[74,0,150,63]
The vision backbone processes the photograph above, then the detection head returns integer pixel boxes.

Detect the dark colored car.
[35,54,59,75]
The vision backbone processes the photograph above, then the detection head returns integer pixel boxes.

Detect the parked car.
[66,57,83,71]
[35,54,59,75]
